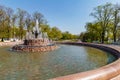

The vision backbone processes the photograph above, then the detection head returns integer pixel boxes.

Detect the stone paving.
[0,41,22,46]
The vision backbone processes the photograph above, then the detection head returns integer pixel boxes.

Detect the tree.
[112,4,120,42]
[0,5,10,40]
[91,3,113,43]
[85,22,102,42]
[5,7,14,39]
[33,11,46,24]
[61,31,73,40]
[0,5,77,41]
[49,27,62,40]
[17,8,27,39]
[41,24,51,34]
[11,14,17,38]
[25,13,32,31]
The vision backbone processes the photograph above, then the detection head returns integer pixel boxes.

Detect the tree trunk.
[113,32,116,42]
[113,10,118,42]
[1,37,4,42]
[101,31,105,43]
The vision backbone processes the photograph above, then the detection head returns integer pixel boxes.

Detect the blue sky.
[0,0,120,34]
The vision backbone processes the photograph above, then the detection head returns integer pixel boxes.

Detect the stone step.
[111,74,120,80]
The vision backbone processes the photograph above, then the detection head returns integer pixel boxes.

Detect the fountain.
[12,20,58,52]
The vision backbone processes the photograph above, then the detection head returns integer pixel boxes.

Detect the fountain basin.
[52,42,120,80]
[0,42,117,80]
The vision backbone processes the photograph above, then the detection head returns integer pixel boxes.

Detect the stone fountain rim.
[52,42,120,80]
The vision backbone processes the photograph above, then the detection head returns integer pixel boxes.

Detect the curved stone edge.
[51,42,120,80]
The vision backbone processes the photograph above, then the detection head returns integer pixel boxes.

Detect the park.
[0,0,120,80]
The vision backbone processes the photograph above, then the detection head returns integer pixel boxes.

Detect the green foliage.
[61,31,78,40]
[49,27,62,40]
[0,5,78,41]
[90,3,113,43]
[80,3,120,43]
[40,25,78,40]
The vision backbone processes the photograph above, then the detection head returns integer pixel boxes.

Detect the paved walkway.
[0,41,23,46]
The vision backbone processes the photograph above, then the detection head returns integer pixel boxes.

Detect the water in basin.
[0,45,117,80]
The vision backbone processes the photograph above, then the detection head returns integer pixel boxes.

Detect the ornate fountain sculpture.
[12,20,57,52]
[25,20,43,39]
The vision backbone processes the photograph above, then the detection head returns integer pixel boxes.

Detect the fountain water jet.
[12,20,58,52]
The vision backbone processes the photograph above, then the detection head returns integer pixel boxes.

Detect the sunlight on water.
[0,45,117,80]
